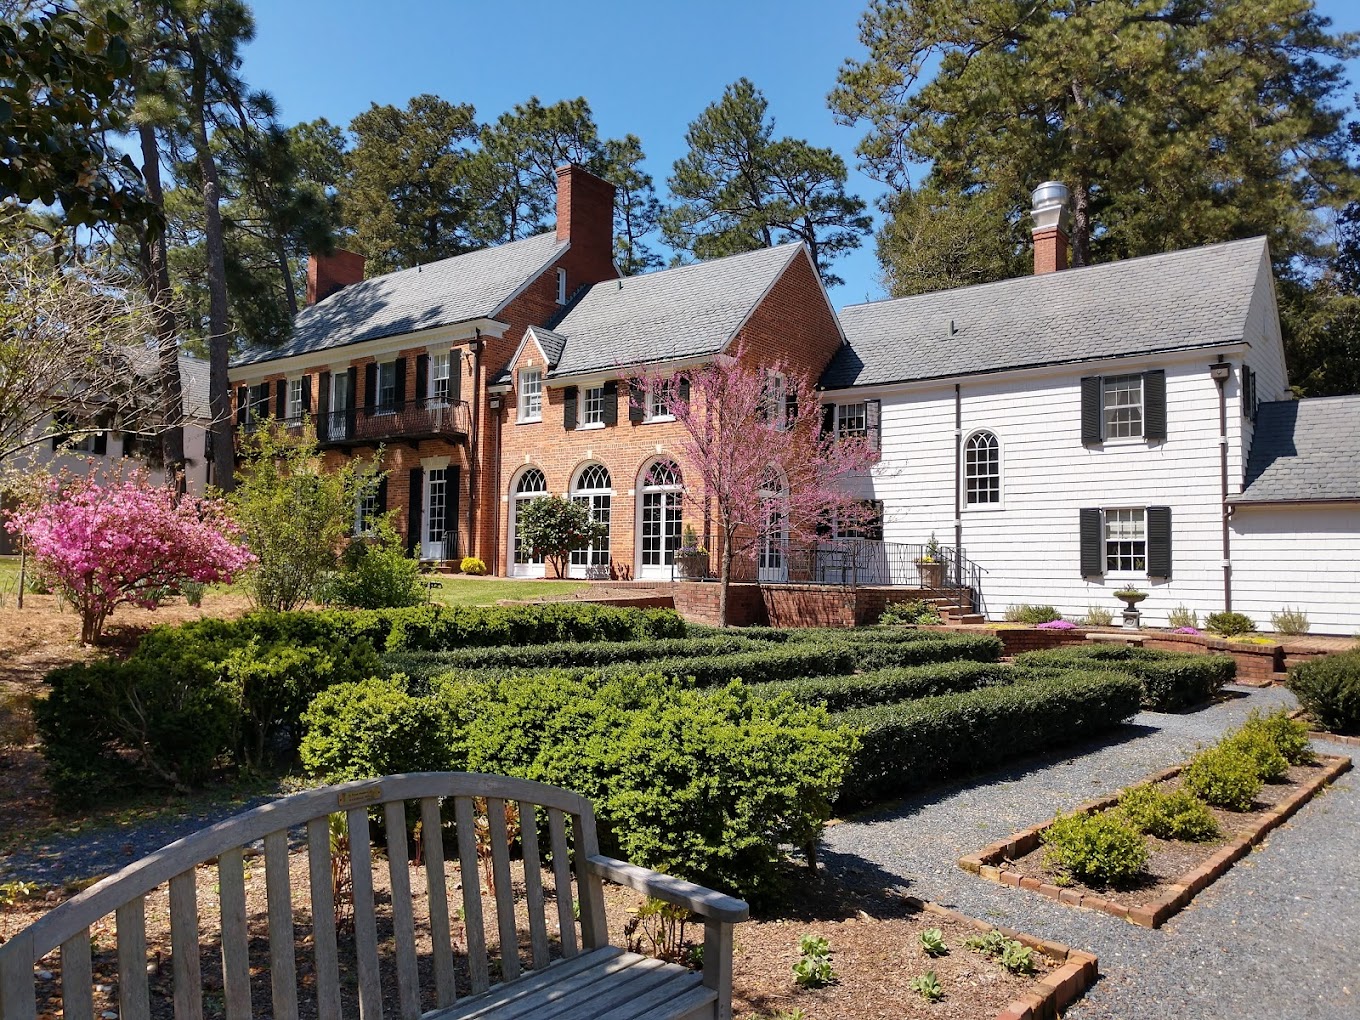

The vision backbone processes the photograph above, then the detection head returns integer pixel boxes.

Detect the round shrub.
[1204,611,1256,637]
[1003,604,1062,624]
[323,520,426,609]
[1288,650,1360,736]
[1117,784,1220,842]
[460,556,488,575]
[1042,811,1149,887]
[1181,744,1263,810]
[878,600,942,626]
[1238,707,1315,765]
[1220,728,1289,782]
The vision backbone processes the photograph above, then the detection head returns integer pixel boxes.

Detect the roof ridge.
[608,241,803,288]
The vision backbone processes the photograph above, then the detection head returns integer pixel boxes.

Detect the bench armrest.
[584,855,749,923]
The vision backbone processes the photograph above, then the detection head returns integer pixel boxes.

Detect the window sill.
[517,416,543,425]
[577,421,606,431]
[1099,435,1151,448]
[963,503,1006,513]
[641,415,676,425]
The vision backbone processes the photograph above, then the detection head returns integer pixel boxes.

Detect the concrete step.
[945,613,987,625]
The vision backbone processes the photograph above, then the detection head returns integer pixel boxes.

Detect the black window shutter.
[563,385,578,430]
[92,431,107,456]
[1081,377,1102,444]
[821,403,835,438]
[1143,369,1166,441]
[301,375,312,413]
[376,475,388,514]
[1080,508,1104,577]
[346,367,358,410]
[868,500,885,541]
[628,381,645,423]
[121,432,133,457]
[602,380,619,426]
[445,467,460,560]
[317,373,330,439]
[450,354,463,403]
[407,469,423,556]
[866,399,882,452]
[394,357,407,404]
[415,354,429,405]
[678,376,691,403]
[275,379,286,419]
[236,385,248,426]
[1147,506,1172,578]
[815,513,832,538]
[364,363,377,410]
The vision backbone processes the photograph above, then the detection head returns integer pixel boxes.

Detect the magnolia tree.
[632,350,878,626]
[5,469,254,643]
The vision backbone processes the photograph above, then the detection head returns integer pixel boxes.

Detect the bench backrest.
[0,772,610,1020]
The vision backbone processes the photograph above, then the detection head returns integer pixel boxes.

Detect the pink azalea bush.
[1173,626,1202,635]
[6,469,254,642]
[1036,619,1077,630]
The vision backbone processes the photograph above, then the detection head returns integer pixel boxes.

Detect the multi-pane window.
[375,361,397,412]
[836,402,867,438]
[330,372,353,439]
[645,380,673,421]
[287,378,304,420]
[355,488,380,535]
[570,464,612,570]
[513,468,547,565]
[581,385,605,426]
[1102,374,1143,439]
[964,431,1001,505]
[640,459,683,568]
[761,372,787,429]
[1105,508,1146,572]
[519,368,543,421]
[430,352,451,405]
[425,469,446,554]
[247,383,270,423]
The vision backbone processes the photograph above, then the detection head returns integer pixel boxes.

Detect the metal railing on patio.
[318,399,471,445]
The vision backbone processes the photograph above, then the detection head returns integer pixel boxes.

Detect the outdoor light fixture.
[1210,363,1231,382]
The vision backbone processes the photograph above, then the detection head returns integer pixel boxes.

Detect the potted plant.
[674,525,709,580]
[917,532,946,588]
[1113,587,1147,629]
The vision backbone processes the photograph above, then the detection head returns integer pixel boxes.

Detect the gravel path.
[822,685,1358,1020]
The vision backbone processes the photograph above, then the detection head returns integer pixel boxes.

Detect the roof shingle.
[1233,395,1360,504]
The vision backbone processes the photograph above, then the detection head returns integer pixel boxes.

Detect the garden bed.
[960,753,1351,927]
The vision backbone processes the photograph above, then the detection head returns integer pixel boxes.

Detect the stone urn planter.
[917,559,946,588]
[1114,589,1148,629]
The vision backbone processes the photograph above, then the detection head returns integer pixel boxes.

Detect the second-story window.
[287,378,304,420]
[836,402,867,438]
[556,268,567,304]
[581,384,605,426]
[761,371,787,429]
[1102,374,1143,439]
[645,380,673,421]
[376,361,397,413]
[430,352,451,405]
[519,367,542,421]
[247,383,270,423]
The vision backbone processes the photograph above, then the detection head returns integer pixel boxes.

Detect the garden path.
[822,685,1357,1020]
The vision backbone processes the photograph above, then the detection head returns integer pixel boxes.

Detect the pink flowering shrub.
[1036,619,1077,630]
[1173,626,1202,635]
[6,469,254,642]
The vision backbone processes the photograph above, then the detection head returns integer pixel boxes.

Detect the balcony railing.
[318,399,471,446]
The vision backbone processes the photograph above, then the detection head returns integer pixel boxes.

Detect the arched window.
[570,464,612,575]
[510,467,548,572]
[637,458,683,577]
[964,431,1001,505]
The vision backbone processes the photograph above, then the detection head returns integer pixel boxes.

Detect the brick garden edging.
[901,896,1098,1020]
[958,754,1353,929]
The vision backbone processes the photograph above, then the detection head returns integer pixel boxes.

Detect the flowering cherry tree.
[6,469,254,643]
[632,348,878,626]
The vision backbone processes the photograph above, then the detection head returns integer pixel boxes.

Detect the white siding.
[28,418,212,494]
[1232,505,1360,634]
[1234,249,1291,486]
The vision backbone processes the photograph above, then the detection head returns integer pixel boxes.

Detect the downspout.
[953,384,963,586]
[466,330,482,565]
[490,396,505,576]
[1212,359,1232,611]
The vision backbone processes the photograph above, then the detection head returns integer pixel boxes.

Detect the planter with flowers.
[675,525,710,580]
[1114,587,1148,629]
[917,533,946,588]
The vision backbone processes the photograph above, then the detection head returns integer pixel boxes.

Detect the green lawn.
[427,576,589,608]
[0,555,21,595]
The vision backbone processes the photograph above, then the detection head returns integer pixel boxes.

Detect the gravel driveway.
[821,685,1358,1020]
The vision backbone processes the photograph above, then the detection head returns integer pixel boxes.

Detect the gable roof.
[1231,395,1360,504]
[125,350,212,420]
[233,232,568,367]
[823,237,1270,389]
[545,243,806,378]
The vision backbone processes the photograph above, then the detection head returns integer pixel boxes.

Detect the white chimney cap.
[1032,181,1070,210]
[1031,180,1071,235]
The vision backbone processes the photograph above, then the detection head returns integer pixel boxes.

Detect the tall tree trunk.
[1071,178,1091,268]
[189,35,236,492]
[719,528,735,628]
[274,230,297,316]
[137,123,187,490]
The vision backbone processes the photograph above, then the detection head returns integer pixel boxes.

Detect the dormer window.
[556,268,567,305]
[519,367,543,421]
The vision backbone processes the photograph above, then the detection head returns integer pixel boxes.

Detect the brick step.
[945,613,987,626]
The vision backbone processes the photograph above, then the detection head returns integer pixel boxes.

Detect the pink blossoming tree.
[6,469,255,643]
[632,349,878,626]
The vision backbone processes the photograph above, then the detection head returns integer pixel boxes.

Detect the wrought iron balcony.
[318,399,471,447]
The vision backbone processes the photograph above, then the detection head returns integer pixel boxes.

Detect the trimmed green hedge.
[748,661,1014,712]
[1288,650,1360,735]
[833,670,1143,808]
[1013,644,1234,710]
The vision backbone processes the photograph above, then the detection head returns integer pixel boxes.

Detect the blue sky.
[242,0,1360,309]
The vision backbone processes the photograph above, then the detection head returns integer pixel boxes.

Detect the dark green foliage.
[1205,612,1257,637]
[1014,645,1235,710]
[1288,650,1360,735]
[1117,785,1220,842]
[1043,811,1149,887]
[833,671,1143,808]
[1002,604,1062,624]
[748,661,1013,712]
[1181,744,1264,811]
[877,600,942,625]
[323,519,426,609]
[1238,708,1315,765]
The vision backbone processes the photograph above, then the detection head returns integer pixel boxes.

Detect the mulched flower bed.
[961,754,1351,927]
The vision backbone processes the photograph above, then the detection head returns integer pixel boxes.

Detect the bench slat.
[420,796,457,1009]
[265,831,300,1020]
[168,871,203,1020]
[546,810,576,959]
[517,804,549,970]
[59,929,93,1020]
[440,950,644,1020]
[0,932,37,1020]
[383,801,421,1020]
[305,817,343,1020]
[486,799,519,982]
[216,849,251,1020]
[453,797,490,994]
[589,970,709,1020]
[623,983,716,1020]
[115,897,149,1020]
[545,962,695,1020]
[570,811,606,951]
[347,808,383,1020]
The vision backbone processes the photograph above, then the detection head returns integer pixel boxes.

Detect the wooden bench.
[0,773,748,1020]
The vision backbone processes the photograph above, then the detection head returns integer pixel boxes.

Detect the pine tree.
[603,135,663,275]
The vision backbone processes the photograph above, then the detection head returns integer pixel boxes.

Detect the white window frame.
[836,401,868,439]
[762,371,787,430]
[518,367,543,422]
[556,268,567,305]
[246,383,270,424]
[510,467,548,576]
[580,384,606,428]
[963,429,1003,509]
[423,468,447,559]
[354,488,380,536]
[644,380,674,423]
[330,371,353,439]
[1102,374,1144,440]
[429,351,451,406]
[286,377,304,420]
[636,458,684,577]
[569,463,612,576]
[375,361,397,414]
[1104,507,1147,575]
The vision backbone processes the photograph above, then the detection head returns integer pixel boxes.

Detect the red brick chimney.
[306,248,365,305]
[555,164,616,282]
[1031,181,1071,275]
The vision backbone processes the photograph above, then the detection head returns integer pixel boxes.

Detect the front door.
[422,468,447,560]
[758,505,788,582]
[638,489,682,579]
[331,372,353,440]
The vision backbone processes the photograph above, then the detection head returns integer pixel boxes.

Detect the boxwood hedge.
[1288,650,1360,735]
[1013,644,1234,710]
[747,661,1014,712]
[833,670,1143,808]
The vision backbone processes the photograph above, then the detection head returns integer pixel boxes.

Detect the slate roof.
[126,350,212,420]
[1232,395,1360,504]
[823,237,1270,389]
[547,243,805,377]
[233,232,568,367]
